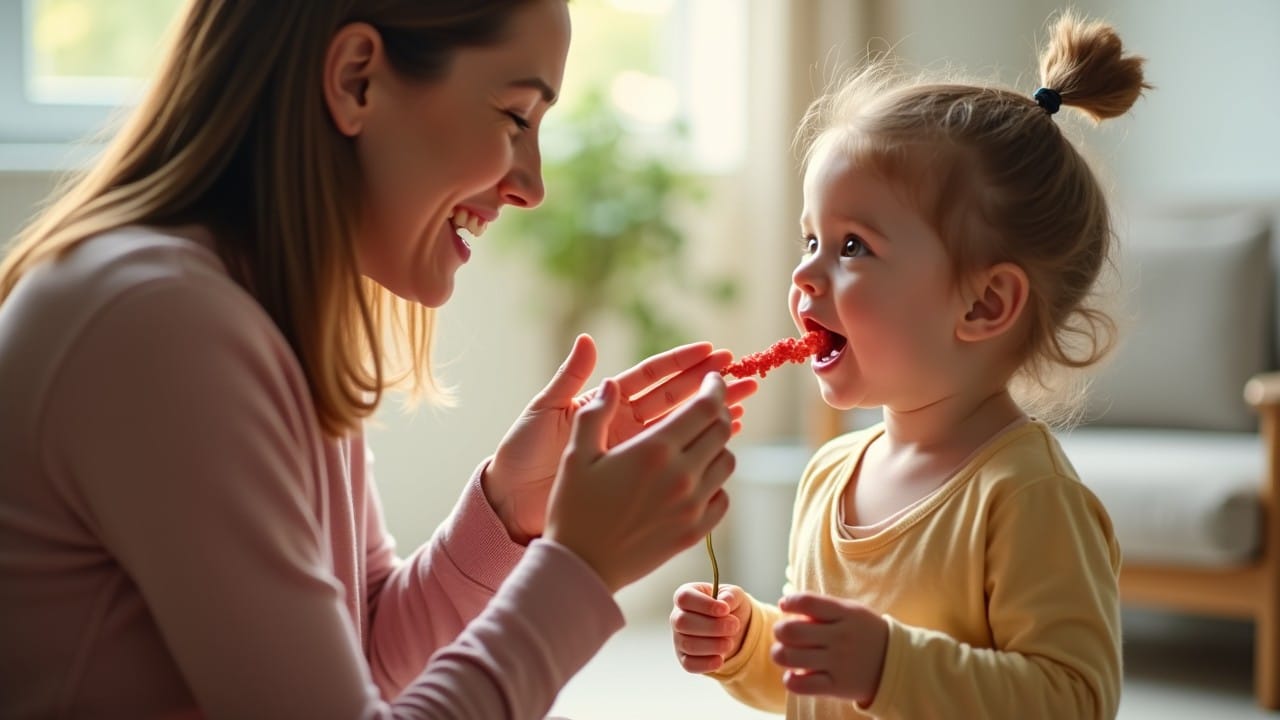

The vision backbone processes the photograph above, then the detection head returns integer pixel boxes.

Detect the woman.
[0,1,755,717]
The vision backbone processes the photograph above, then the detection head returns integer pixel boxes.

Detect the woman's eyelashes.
[799,233,872,258]
[505,111,531,132]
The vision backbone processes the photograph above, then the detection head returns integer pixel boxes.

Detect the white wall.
[876,0,1280,204]
[1073,0,1280,203]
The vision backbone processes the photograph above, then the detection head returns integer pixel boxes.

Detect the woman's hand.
[670,582,753,674]
[771,593,890,706]
[544,372,738,592]
[484,334,757,543]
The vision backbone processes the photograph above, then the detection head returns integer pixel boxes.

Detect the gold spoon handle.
[705,533,720,599]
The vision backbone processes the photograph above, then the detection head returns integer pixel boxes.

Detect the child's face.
[789,140,968,411]
[353,0,570,307]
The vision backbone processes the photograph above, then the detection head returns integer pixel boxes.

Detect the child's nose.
[791,258,825,296]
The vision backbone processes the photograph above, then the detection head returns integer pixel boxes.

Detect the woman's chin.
[371,274,453,308]
[414,283,453,308]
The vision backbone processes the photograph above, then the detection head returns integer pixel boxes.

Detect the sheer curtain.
[734,0,875,444]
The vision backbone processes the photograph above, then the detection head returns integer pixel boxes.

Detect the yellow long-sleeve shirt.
[712,421,1122,719]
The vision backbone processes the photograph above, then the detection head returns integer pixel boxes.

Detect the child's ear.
[955,262,1029,343]
[323,23,382,138]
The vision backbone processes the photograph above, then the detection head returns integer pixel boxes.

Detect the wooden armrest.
[1246,371,1280,409]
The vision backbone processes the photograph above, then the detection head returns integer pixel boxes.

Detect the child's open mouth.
[804,319,847,369]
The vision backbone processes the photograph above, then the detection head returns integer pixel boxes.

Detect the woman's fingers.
[724,377,759,406]
[682,428,735,506]
[614,342,719,396]
[629,373,727,452]
[566,379,620,461]
[621,350,732,421]
[627,359,754,428]
[531,334,597,408]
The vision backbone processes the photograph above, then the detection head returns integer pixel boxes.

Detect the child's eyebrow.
[843,215,889,241]
[801,212,890,242]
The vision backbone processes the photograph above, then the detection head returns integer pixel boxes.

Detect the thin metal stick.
[705,533,720,599]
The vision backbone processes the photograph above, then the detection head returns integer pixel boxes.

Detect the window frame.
[0,0,119,145]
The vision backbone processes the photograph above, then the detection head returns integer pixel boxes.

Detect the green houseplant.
[498,88,735,363]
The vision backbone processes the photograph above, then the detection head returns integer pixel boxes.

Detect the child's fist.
[669,582,753,673]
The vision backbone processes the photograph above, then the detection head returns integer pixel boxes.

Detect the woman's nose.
[498,142,546,209]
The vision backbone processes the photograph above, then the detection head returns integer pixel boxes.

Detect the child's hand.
[669,582,753,673]
[772,593,889,706]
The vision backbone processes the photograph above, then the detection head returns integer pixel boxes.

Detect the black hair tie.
[1034,87,1062,115]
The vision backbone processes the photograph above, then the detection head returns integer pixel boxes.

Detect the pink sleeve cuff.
[436,460,527,591]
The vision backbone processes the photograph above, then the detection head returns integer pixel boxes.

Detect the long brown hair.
[0,0,537,436]
[797,11,1150,423]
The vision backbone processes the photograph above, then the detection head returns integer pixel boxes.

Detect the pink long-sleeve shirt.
[0,225,624,719]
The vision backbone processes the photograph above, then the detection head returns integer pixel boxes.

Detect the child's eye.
[841,234,870,258]
[800,235,818,255]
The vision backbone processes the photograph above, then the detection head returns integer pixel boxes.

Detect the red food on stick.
[721,330,833,379]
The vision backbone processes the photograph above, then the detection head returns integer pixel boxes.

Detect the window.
[0,0,183,146]
[561,0,747,173]
[0,0,746,172]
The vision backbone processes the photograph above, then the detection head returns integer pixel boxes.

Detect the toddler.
[670,12,1148,719]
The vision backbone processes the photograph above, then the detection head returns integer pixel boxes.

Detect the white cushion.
[1086,209,1272,432]
[1057,428,1264,567]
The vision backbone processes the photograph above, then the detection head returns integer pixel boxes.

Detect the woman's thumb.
[536,334,597,407]
[569,378,620,460]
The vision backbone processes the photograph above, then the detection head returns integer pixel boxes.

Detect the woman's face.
[347,1,570,306]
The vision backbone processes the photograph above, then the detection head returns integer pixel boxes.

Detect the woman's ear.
[323,23,382,137]
[955,262,1029,343]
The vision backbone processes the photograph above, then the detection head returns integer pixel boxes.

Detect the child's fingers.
[783,668,837,696]
[676,650,725,675]
[675,633,738,658]
[673,582,731,615]
[774,617,832,650]
[672,609,740,640]
[771,641,827,670]
[716,585,748,612]
[779,592,851,622]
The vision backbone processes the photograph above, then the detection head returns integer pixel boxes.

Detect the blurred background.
[2,0,1278,716]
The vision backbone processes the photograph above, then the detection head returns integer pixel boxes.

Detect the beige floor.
[549,609,1278,719]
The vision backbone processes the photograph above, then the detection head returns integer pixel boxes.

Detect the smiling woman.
[0,1,756,717]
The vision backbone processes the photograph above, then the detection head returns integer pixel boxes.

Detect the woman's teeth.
[450,209,488,240]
